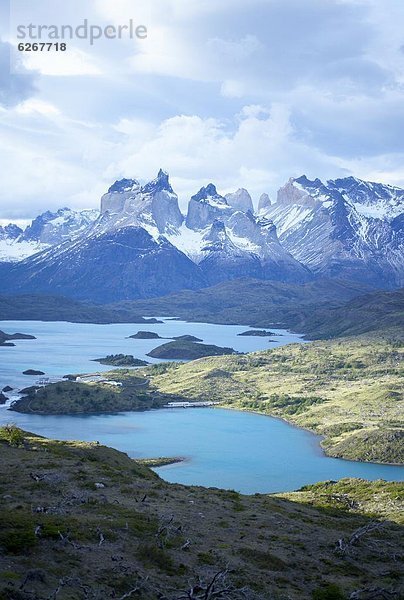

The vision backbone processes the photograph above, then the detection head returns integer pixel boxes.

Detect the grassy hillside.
[0,427,402,600]
[147,334,404,464]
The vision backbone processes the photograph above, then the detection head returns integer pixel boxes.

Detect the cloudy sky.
[1,0,404,221]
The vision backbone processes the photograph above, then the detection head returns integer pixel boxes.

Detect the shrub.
[137,544,176,574]
[0,424,24,447]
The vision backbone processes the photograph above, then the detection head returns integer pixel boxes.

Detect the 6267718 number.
[17,43,67,51]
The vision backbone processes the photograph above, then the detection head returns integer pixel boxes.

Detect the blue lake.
[0,319,403,493]
[0,407,402,494]
[0,318,303,391]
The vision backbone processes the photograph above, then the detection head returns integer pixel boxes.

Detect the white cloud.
[1,0,404,219]
[15,99,60,115]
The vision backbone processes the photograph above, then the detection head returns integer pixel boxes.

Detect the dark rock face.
[2,227,207,303]
[23,369,45,375]
[108,179,140,194]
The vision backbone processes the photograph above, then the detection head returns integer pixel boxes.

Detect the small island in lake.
[0,330,36,346]
[22,369,45,376]
[92,354,149,367]
[128,331,163,339]
[147,340,238,359]
[172,334,203,342]
[237,329,276,337]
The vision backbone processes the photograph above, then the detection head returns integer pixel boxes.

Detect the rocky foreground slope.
[0,427,403,600]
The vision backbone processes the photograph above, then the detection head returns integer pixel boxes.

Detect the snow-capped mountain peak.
[99,169,183,235]
[0,223,23,240]
[1,171,402,293]
[186,184,233,230]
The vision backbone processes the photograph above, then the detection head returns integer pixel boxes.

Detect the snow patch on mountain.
[0,239,49,262]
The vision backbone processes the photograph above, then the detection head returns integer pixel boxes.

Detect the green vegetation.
[0,424,25,446]
[312,584,345,600]
[118,282,404,339]
[278,478,404,524]
[0,428,402,599]
[147,340,238,359]
[92,354,149,366]
[11,380,167,415]
[147,333,404,464]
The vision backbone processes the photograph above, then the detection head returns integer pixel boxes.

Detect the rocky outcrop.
[258,193,271,212]
[100,179,140,214]
[186,184,233,230]
[99,170,183,234]
[225,188,253,213]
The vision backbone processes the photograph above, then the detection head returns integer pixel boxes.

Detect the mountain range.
[0,170,402,301]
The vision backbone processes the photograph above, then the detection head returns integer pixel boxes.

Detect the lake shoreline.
[218,404,404,468]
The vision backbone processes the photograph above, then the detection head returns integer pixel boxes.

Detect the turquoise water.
[0,319,403,493]
[0,407,402,494]
[0,319,303,391]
